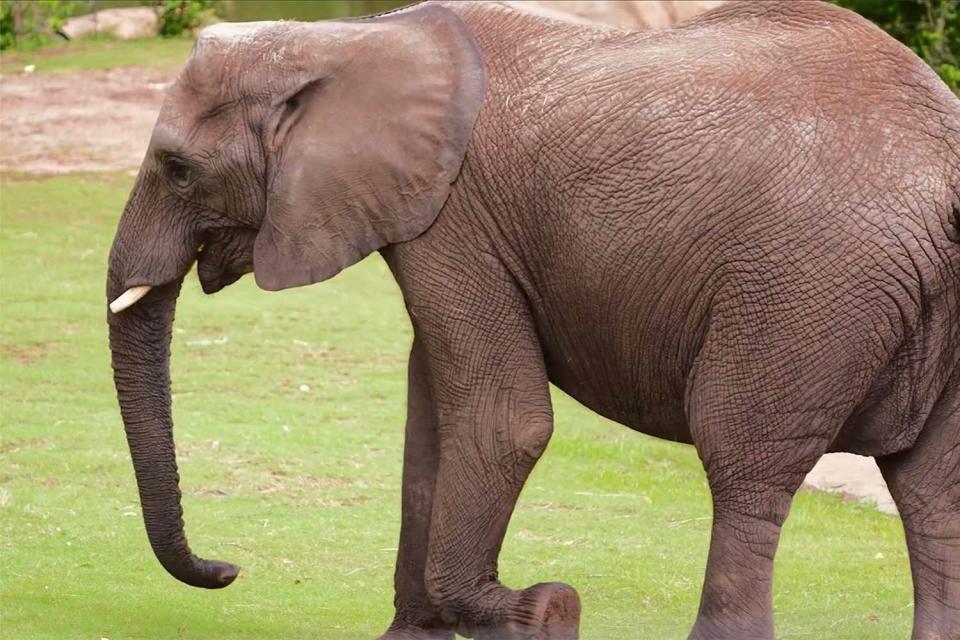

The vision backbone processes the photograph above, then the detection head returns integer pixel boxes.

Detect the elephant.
[105,1,960,639]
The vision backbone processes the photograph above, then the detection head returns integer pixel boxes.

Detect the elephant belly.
[536,315,696,444]
[525,242,711,444]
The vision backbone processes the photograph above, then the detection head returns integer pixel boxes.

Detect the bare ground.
[0,67,173,174]
[0,65,897,514]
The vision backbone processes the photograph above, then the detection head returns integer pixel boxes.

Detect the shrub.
[0,3,15,51]
[155,0,214,38]
[0,0,78,51]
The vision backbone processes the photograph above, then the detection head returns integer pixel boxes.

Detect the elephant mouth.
[197,259,245,294]
[196,227,258,295]
[109,227,258,315]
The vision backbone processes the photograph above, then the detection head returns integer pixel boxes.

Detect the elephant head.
[105,4,483,588]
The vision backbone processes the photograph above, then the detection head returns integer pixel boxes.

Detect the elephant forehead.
[179,20,403,112]
[197,21,286,47]
[177,25,293,107]
[147,122,186,154]
[186,20,367,91]
[192,20,306,73]
[195,19,367,54]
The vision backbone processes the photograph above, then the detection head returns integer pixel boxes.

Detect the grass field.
[0,37,195,74]
[1,40,914,640]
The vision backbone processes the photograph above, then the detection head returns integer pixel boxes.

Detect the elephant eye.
[163,155,193,188]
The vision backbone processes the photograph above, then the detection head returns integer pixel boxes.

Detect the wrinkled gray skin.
[106,2,960,638]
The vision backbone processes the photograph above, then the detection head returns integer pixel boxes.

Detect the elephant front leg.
[415,301,580,639]
[380,341,453,640]
[426,415,581,640]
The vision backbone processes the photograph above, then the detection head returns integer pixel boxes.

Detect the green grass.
[0,173,915,639]
[0,37,195,74]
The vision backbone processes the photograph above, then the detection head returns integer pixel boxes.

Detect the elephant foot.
[472,582,581,640]
[688,614,774,640]
[376,622,454,640]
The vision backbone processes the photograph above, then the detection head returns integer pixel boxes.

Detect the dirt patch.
[0,67,173,174]
[257,470,357,494]
[2,341,59,365]
[0,437,48,454]
[186,473,371,508]
[526,502,589,512]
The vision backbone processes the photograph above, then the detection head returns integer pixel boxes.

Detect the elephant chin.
[198,269,244,294]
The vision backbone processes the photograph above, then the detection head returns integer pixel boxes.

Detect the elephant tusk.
[109,285,153,314]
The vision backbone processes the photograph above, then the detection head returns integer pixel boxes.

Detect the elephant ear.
[253,4,485,291]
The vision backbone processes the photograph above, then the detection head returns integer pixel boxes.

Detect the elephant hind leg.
[686,401,839,640]
[877,372,960,640]
[683,302,881,639]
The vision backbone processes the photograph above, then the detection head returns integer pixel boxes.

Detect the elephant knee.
[515,413,553,461]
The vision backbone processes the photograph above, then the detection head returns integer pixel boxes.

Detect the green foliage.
[0,0,79,50]
[153,0,214,38]
[833,0,960,93]
[0,2,15,50]
[45,0,76,31]
[0,0,213,50]
[216,0,410,22]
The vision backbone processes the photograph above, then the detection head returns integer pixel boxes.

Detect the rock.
[503,1,727,31]
[61,7,160,41]
[804,453,898,515]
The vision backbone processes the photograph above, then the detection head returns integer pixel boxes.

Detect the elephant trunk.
[107,276,238,589]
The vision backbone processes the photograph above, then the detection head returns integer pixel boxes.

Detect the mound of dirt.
[62,7,160,41]
[805,453,896,515]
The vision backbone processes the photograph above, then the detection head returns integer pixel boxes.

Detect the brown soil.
[2,340,59,365]
[0,67,174,174]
